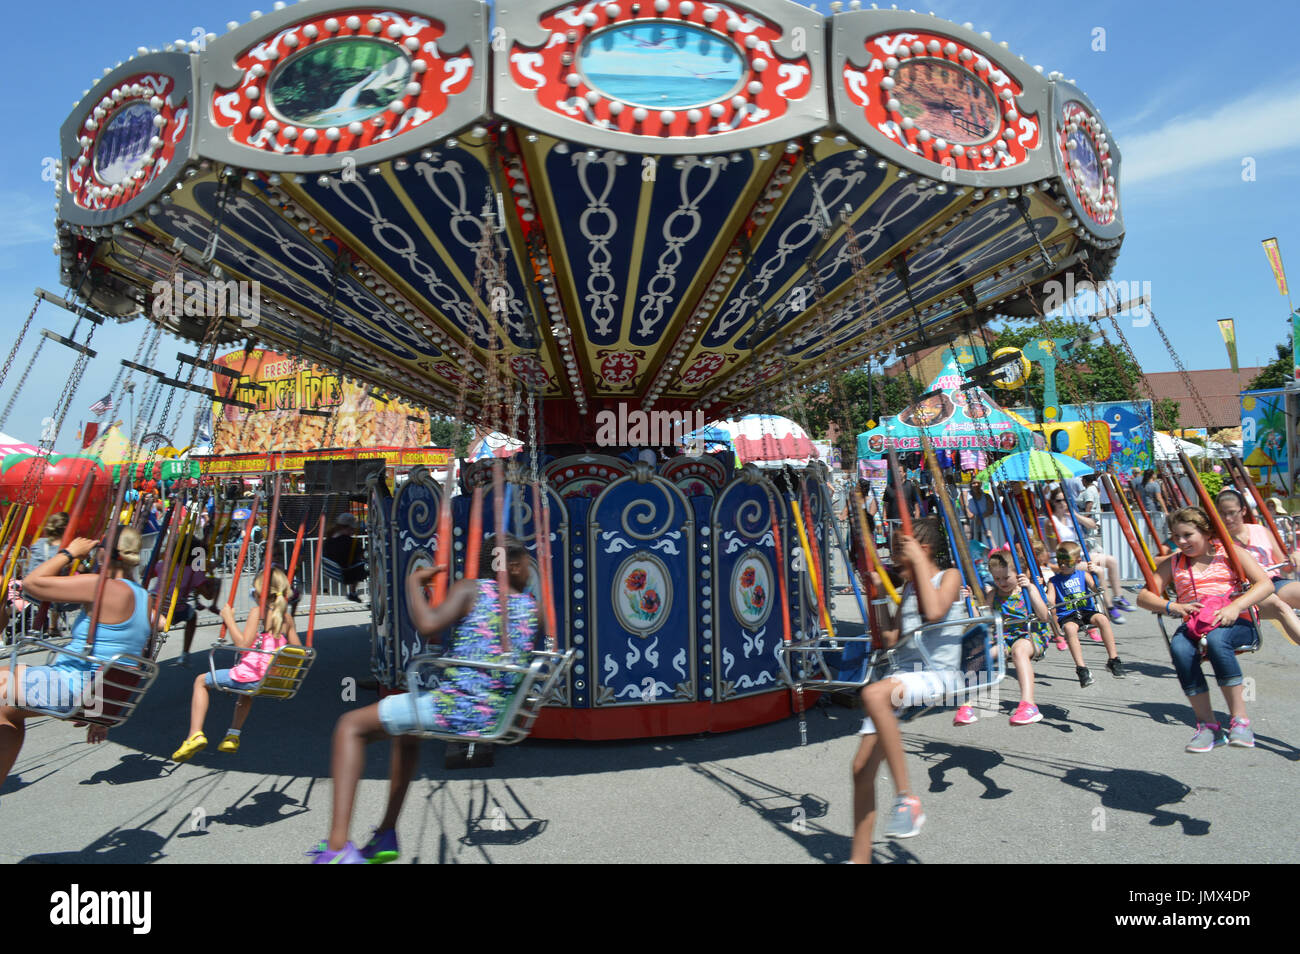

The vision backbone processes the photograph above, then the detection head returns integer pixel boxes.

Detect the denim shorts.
[376,691,437,736]
[206,668,258,691]
[18,666,88,713]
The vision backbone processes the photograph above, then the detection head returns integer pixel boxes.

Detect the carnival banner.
[1240,389,1290,494]
[1051,401,1153,473]
[1262,237,1289,296]
[196,446,453,476]
[211,349,430,454]
[857,355,1033,457]
[1218,318,1238,374]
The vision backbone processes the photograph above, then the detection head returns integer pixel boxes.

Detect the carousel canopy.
[54,1,1123,441]
[858,354,1033,457]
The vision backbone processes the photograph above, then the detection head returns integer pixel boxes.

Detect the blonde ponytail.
[257,566,292,636]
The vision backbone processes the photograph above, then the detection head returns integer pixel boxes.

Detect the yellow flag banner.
[1262,237,1289,296]
[1217,318,1238,373]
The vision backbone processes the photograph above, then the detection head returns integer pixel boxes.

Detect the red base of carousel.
[531,689,814,741]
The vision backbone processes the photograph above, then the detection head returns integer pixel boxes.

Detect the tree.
[1247,341,1293,391]
[797,369,920,460]
[428,417,470,455]
[986,318,1146,411]
[1154,398,1181,432]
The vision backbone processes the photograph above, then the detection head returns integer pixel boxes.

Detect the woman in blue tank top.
[0,528,150,784]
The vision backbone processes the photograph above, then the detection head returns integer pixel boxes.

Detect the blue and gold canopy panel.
[57,0,1122,437]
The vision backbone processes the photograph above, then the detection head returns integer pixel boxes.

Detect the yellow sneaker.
[218,733,241,753]
[172,732,207,762]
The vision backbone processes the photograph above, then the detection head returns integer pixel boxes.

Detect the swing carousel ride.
[48,0,1125,738]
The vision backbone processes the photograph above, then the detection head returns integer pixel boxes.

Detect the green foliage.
[799,370,920,457]
[1197,470,1225,498]
[428,417,470,456]
[987,318,1146,408]
[1247,341,1293,391]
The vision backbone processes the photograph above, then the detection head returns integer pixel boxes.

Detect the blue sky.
[3,0,1298,453]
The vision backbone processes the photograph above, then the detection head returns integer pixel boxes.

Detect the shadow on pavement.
[872,842,922,864]
[1058,765,1210,836]
[79,752,176,786]
[689,761,847,863]
[917,740,1012,799]
[210,776,314,828]
[20,828,168,864]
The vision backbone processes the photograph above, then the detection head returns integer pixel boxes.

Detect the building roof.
[1143,368,1263,428]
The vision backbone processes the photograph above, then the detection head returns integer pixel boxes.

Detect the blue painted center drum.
[367,455,835,738]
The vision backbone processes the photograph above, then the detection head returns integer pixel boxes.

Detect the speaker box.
[302,458,387,494]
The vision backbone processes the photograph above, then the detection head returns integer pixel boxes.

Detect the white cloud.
[1121,85,1300,187]
[0,191,57,249]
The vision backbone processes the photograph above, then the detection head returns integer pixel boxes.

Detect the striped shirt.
[1234,524,1275,569]
[1171,545,1238,604]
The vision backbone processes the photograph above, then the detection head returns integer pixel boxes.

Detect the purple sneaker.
[307,841,366,864]
[360,828,400,864]
[1114,597,1136,613]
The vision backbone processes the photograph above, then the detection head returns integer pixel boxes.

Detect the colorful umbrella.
[976,450,1094,485]
[467,431,524,461]
[687,415,817,468]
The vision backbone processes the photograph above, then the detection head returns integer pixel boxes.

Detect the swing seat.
[1156,613,1261,657]
[782,613,1006,704]
[206,642,316,700]
[322,558,367,583]
[7,637,158,729]
[399,648,575,744]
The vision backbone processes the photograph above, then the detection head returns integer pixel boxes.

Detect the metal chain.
[1143,302,1213,432]
[17,323,99,507]
[107,321,162,427]
[527,388,539,483]
[0,335,47,433]
[0,299,40,399]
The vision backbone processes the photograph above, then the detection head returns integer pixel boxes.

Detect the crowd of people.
[0,457,1292,863]
[836,462,1293,854]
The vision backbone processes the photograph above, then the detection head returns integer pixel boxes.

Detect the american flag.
[89,393,114,416]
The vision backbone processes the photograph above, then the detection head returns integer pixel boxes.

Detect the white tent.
[1154,431,1207,461]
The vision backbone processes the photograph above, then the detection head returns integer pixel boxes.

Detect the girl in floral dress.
[310,534,538,864]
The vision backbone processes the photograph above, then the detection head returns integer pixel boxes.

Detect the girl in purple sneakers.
[309,534,537,864]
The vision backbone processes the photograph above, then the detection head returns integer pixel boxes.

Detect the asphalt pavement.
[2,597,1295,864]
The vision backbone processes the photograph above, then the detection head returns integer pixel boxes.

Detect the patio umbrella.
[677,424,734,451]
[975,450,1094,485]
[466,431,524,461]
[710,415,817,467]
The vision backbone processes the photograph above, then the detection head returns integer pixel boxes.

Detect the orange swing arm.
[217,495,261,642]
